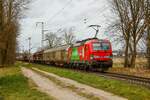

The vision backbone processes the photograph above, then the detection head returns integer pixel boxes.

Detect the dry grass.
[109,67,150,78]
[113,57,148,68]
[110,57,150,78]
[0,67,20,77]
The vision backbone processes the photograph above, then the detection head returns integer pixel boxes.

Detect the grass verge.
[0,63,53,100]
[22,62,150,100]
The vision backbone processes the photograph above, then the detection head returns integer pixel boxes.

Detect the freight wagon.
[43,45,68,66]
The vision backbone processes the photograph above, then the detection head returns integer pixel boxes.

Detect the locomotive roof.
[73,38,110,47]
[44,45,69,53]
[76,38,98,43]
[76,38,109,43]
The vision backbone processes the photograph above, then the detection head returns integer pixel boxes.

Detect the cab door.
[84,44,90,61]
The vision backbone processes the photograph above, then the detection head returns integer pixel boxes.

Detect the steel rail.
[97,72,150,88]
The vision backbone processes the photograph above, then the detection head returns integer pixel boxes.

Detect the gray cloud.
[19,0,118,52]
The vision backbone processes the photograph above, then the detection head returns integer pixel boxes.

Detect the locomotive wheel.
[85,65,90,71]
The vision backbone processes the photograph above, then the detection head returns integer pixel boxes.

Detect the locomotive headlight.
[104,56,111,58]
[104,56,109,58]
[105,55,113,58]
[93,56,100,58]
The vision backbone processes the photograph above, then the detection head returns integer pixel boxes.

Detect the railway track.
[23,61,150,89]
[47,64,150,88]
[47,65,150,88]
[97,72,150,88]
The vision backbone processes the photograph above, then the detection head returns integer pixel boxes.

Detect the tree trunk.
[130,43,137,68]
[0,0,4,66]
[0,49,2,67]
[124,41,129,67]
[124,35,131,67]
[147,26,150,68]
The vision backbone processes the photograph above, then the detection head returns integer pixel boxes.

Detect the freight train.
[31,38,113,71]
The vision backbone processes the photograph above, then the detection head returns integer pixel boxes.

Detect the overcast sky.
[19,0,119,52]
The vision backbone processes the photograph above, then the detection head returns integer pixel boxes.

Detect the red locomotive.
[67,38,113,71]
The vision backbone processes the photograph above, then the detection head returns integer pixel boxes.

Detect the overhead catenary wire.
[48,0,73,24]
[85,5,110,24]
[47,0,110,33]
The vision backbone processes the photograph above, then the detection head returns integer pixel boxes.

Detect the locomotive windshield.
[93,42,110,50]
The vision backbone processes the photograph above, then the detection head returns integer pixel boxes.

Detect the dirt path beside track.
[22,67,87,100]
[22,67,127,100]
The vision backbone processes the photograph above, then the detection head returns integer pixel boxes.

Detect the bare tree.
[147,28,150,68]
[0,0,29,67]
[109,0,148,67]
[45,32,62,48]
[0,0,4,65]
[62,27,76,45]
[145,0,150,68]
[107,1,132,67]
